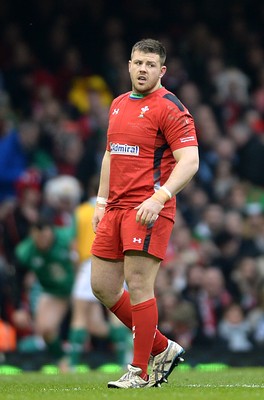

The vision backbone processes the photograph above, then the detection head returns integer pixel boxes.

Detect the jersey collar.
[129,85,163,99]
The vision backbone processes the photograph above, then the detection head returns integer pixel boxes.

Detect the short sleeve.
[159,98,198,152]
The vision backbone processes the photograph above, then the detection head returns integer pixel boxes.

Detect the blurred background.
[1,0,264,371]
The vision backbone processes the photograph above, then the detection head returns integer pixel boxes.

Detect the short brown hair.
[131,38,166,65]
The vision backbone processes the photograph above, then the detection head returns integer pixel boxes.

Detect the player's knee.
[91,282,104,303]
[36,324,57,341]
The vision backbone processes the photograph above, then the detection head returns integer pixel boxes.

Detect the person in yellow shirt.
[62,175,130,371]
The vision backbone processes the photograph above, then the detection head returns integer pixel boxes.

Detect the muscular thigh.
[91,255,125,308]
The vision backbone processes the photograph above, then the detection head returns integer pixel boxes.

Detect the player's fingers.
[139,210,149,225]
[141,210,155,225]
[144,213,158,225]
[150,214,158,223]
[136,208,142,222]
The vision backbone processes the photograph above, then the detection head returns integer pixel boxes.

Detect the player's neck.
[130,85,163,99]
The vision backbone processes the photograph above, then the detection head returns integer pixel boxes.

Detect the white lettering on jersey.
[180,136,196,143]
[110,142,139,156]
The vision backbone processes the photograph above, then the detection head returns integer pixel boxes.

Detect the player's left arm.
[135,99,199,225]
[163,145,199,196]
[135,146,199,225]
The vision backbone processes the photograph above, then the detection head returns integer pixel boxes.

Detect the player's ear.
[160,65,167,78]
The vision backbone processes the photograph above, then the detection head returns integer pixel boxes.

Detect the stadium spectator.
[248,283,264,346]
[195,267,233,342]
[218,302,253,352]
[0,168,42,334]
[0,120,40,203]
[230,256,263,313]
[42,175,82,227]
[14,218,75,364]
[2,168,42,264]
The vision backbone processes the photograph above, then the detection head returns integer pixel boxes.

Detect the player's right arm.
[92,150,110,233]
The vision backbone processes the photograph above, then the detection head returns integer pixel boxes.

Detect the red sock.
[110,290,132,329]
[110,290,168,356]
[131,298,158,376]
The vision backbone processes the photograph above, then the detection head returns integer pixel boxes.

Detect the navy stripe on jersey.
[163,93,184,111]
[153,143,169,191]
[143,222,154,252]
[154,143,169,169]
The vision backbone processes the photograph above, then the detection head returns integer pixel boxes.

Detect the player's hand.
[92,205,106,233]
[134,197,164,225]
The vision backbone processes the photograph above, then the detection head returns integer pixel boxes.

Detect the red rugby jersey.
[106,87,198,221]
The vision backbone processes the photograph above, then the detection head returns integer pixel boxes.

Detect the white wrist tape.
[96,196,107,205]
[160,186,172,199]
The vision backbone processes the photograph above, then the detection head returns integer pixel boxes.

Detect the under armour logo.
[112,108,119,115]
[133,237,142,243]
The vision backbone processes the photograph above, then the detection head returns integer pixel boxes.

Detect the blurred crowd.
[1,0,264,363]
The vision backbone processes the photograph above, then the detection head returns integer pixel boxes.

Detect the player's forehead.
[131,50,161,63]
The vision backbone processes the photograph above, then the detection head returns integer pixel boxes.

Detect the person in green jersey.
[15,218,76,363]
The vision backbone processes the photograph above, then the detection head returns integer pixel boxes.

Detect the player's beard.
[132,78,158,94]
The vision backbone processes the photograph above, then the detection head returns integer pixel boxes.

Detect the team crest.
[139,106,149,118]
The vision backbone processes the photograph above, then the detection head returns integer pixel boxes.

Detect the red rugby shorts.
[91,208,174,260]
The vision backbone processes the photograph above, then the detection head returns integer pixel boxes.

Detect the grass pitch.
[0,367,263,400]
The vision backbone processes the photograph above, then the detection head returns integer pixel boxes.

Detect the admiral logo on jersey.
[110,142,139,156]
